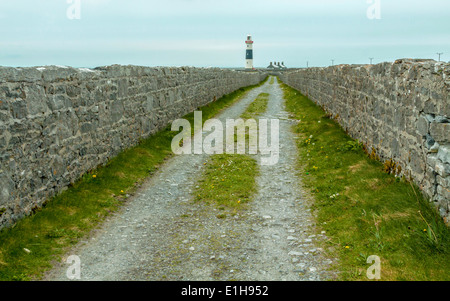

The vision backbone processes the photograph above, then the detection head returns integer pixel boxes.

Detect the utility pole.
[437,52,443,62]
[369,57,374,65]
[307,61,309,68]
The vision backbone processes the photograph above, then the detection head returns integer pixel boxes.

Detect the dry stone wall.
[280,59,450,224]
[0,65,266,229]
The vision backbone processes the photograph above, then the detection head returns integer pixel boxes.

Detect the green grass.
[240,92,270,120]
[193,154,259,210]
[281,81,450,281]
[0,75,268,281]
[193,79,273,212]
[269,77,275,85]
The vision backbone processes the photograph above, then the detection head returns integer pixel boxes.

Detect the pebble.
[288,251,303,256]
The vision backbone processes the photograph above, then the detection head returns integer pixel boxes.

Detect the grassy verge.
[281,81,450,280]
[193,80,273,213]
[0,76,268,281]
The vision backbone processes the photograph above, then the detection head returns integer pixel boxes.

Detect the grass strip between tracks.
[193,85,272,215]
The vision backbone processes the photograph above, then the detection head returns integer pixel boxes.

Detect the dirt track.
[45,77,337,281]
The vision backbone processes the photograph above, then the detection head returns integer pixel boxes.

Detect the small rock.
[287,236,296,240]
[309,267,317,272]
[430,142,440,153]
[435,116,449,123]
[288,251,303,256]
[189,247,195,251]
[23,248,31,254]
[263,215,272,219]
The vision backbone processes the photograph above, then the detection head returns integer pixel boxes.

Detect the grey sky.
[0,0,449,68]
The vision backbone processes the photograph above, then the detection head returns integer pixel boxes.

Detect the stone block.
[417,114,429,136]
[10,99,27,119]
[47,95,70,111]
[435,162,450,177]
[437,144,450,164]
[0,171,15,207]
[430,122,449,143]
[25,85,49,115]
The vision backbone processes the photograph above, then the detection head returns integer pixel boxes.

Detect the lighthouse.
[245,34,254,70]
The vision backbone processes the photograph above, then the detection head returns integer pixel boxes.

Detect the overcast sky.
[0,0,449,68]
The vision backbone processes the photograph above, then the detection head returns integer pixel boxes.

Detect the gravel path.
[44,77,337,281]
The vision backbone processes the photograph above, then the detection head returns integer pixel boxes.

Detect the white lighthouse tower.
[245,34,254,70]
